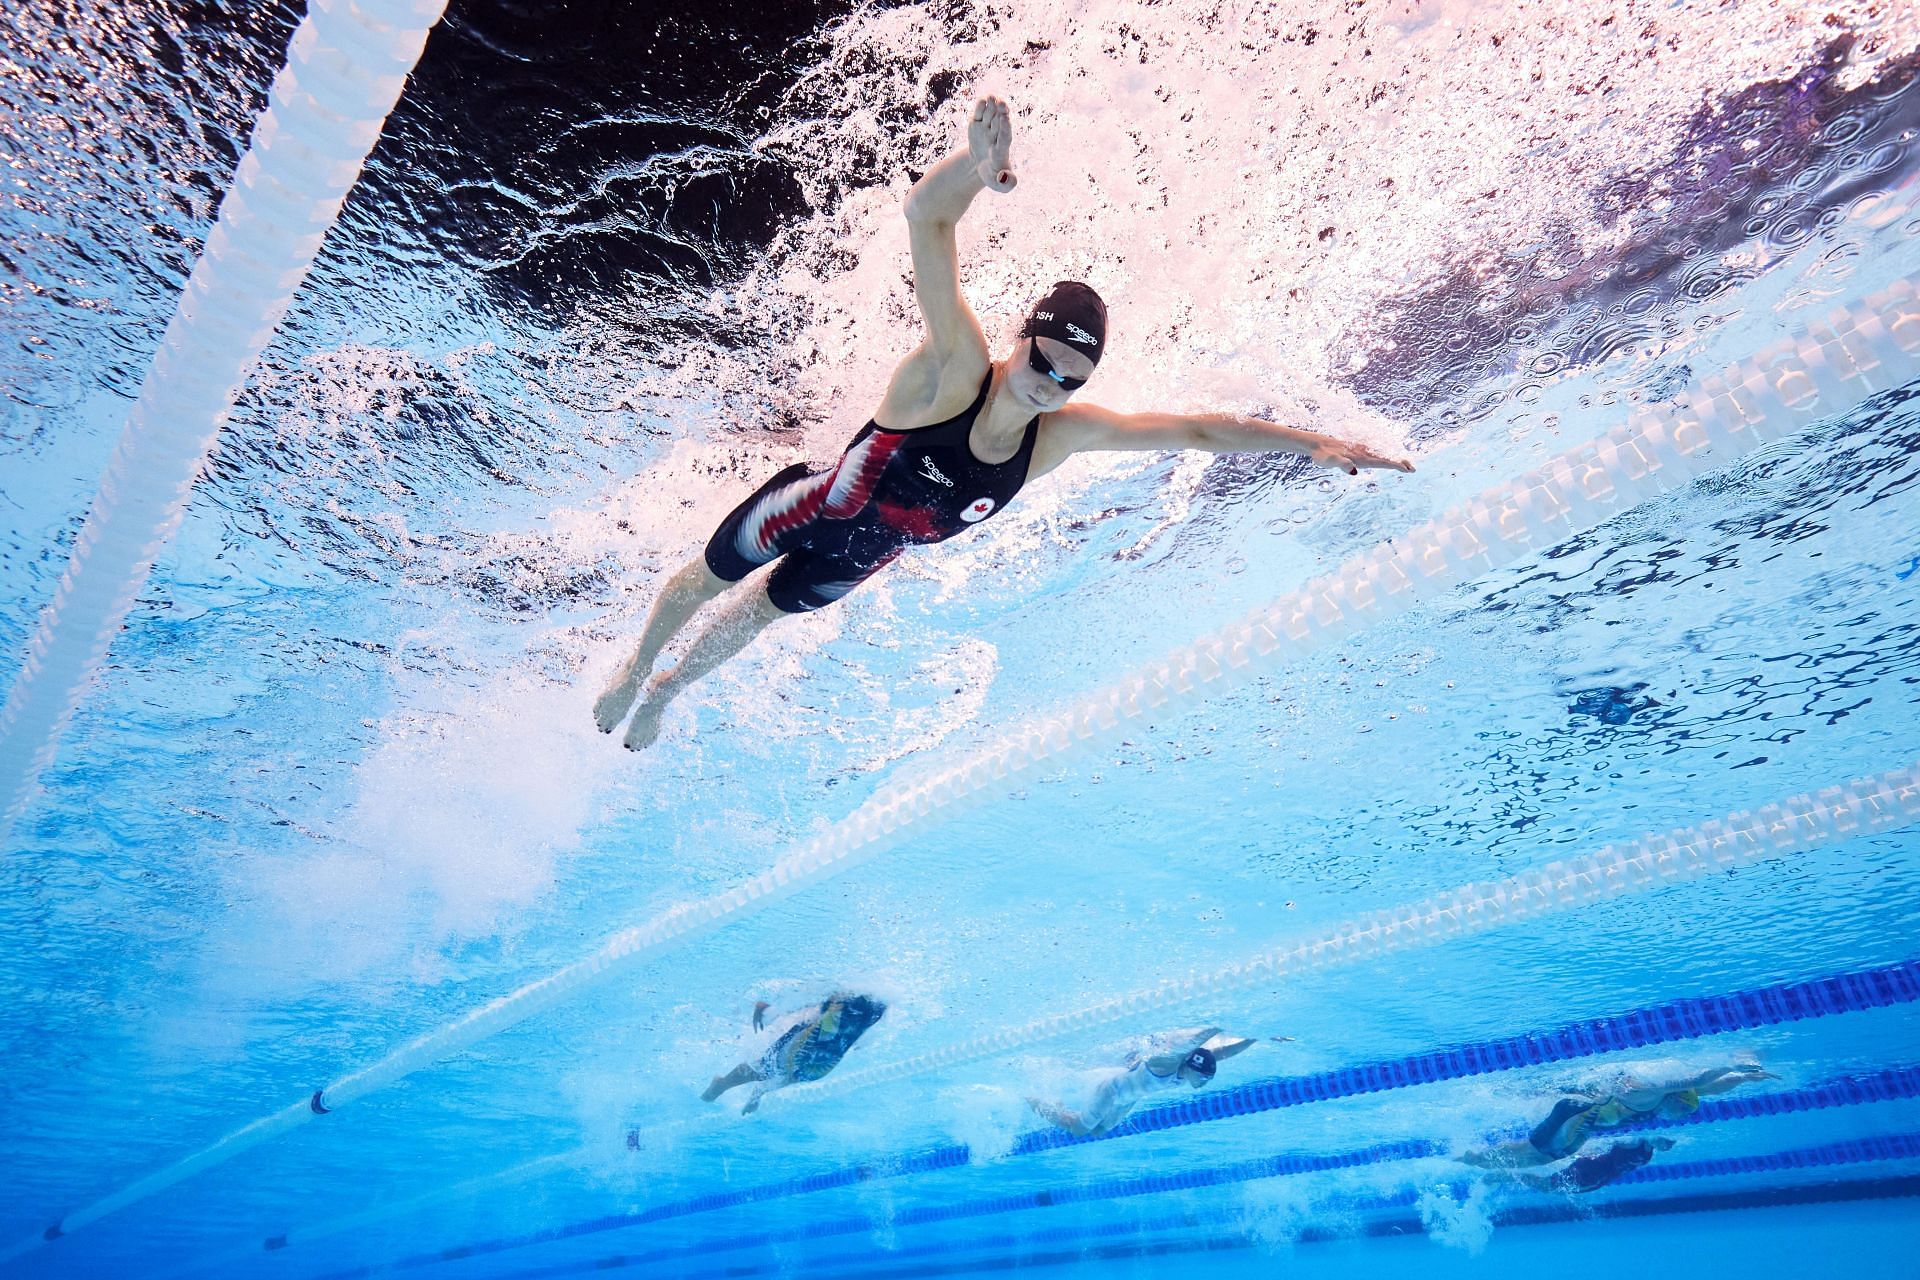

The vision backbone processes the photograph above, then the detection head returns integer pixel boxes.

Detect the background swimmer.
[1463,1061,1775,1169]
[703,993,888,1115]
[1026,1027,1273,1138]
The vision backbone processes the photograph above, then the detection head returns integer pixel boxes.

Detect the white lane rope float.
[787,758,1920,1102]
[0,0,449,840]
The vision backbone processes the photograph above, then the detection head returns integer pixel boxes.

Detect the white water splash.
[1418,1178,1497,1254]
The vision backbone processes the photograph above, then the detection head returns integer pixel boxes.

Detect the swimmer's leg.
[702,1063,764,1102]
[624,584,790,750]
[1026,1098,1096,1138]
[595,556,733,733]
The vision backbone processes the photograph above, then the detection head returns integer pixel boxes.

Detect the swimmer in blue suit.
[594,95,1413,749]
[702,993,887,1114]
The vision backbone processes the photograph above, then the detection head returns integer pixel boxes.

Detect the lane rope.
[0,0,448,840]
[299,971,1920,1278]
[469,1131,1920,1280]
[791,760,1920,1101]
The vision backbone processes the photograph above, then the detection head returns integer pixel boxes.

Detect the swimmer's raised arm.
[1033,402,1415,479]
[898,97,1016,367]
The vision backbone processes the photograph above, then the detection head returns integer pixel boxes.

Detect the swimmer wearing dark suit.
[593,95,1412,751]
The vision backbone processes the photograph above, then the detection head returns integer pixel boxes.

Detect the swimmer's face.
[1011,336,1096,412]
[1178,1064,1209,1088]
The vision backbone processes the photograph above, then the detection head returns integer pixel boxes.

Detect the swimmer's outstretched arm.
[1206,1034,1267,1062]
[1035,403,1414,478]
[1458,1137,1553,1169]
[1671,1063,1777,1098]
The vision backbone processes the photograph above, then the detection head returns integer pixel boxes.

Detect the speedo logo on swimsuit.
[1065,322,1097,346]
[918,456,955,487]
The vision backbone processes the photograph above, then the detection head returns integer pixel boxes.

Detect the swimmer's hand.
[752,1000,770,1031]
[1309,437,1415,476]
[969,95,1016,193]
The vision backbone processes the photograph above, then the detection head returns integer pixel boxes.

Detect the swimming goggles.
[1027,340,1089,391]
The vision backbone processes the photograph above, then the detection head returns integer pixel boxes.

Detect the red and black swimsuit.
[705,372,1040,612]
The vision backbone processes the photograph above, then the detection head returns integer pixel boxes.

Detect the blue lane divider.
[353,1076,1920,1280]
[487,1134,1920,1280]
[780,1175,1920,1280]
[309,958,1920,1279]
[1622,1132,1920,1185]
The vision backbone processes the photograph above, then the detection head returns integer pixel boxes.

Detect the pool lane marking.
[677,1172,1920,1280]
[0,0,450,841]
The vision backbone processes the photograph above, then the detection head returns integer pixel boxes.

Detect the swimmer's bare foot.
[969,95,1016,193]
[623,691,665,752]
[593,669,640,733]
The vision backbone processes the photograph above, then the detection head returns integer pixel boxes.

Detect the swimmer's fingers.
[1315,440,1414,475]
[1308,444,1357,475]
[968,95,1016,193]
[1344,439,1415,472]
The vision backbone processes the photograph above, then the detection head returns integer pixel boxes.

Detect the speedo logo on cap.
[1065,322,1097,346]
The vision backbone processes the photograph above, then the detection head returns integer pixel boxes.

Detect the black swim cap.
[1183,1047,1217,1081]
[1020,281,1107,365]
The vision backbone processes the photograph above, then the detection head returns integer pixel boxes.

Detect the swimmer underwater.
[595,96,1413,749]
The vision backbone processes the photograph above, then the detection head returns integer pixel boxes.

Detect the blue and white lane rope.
[791,760,1920,1101]
[469,1133,1920,1280]
[0,0,448,840]
[304,1037,1920,1278]
[662,1172,1920,1280]
[13,281,1918,1259]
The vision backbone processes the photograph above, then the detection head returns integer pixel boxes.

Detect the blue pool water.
[3,1,1920,1276]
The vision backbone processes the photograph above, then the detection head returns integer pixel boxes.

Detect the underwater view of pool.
[3,1,1919,1276]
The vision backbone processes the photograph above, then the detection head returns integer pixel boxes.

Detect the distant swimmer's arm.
[1689,1063,1777,1095]
[1038,403,1414,477]
[899,96,1016,364]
